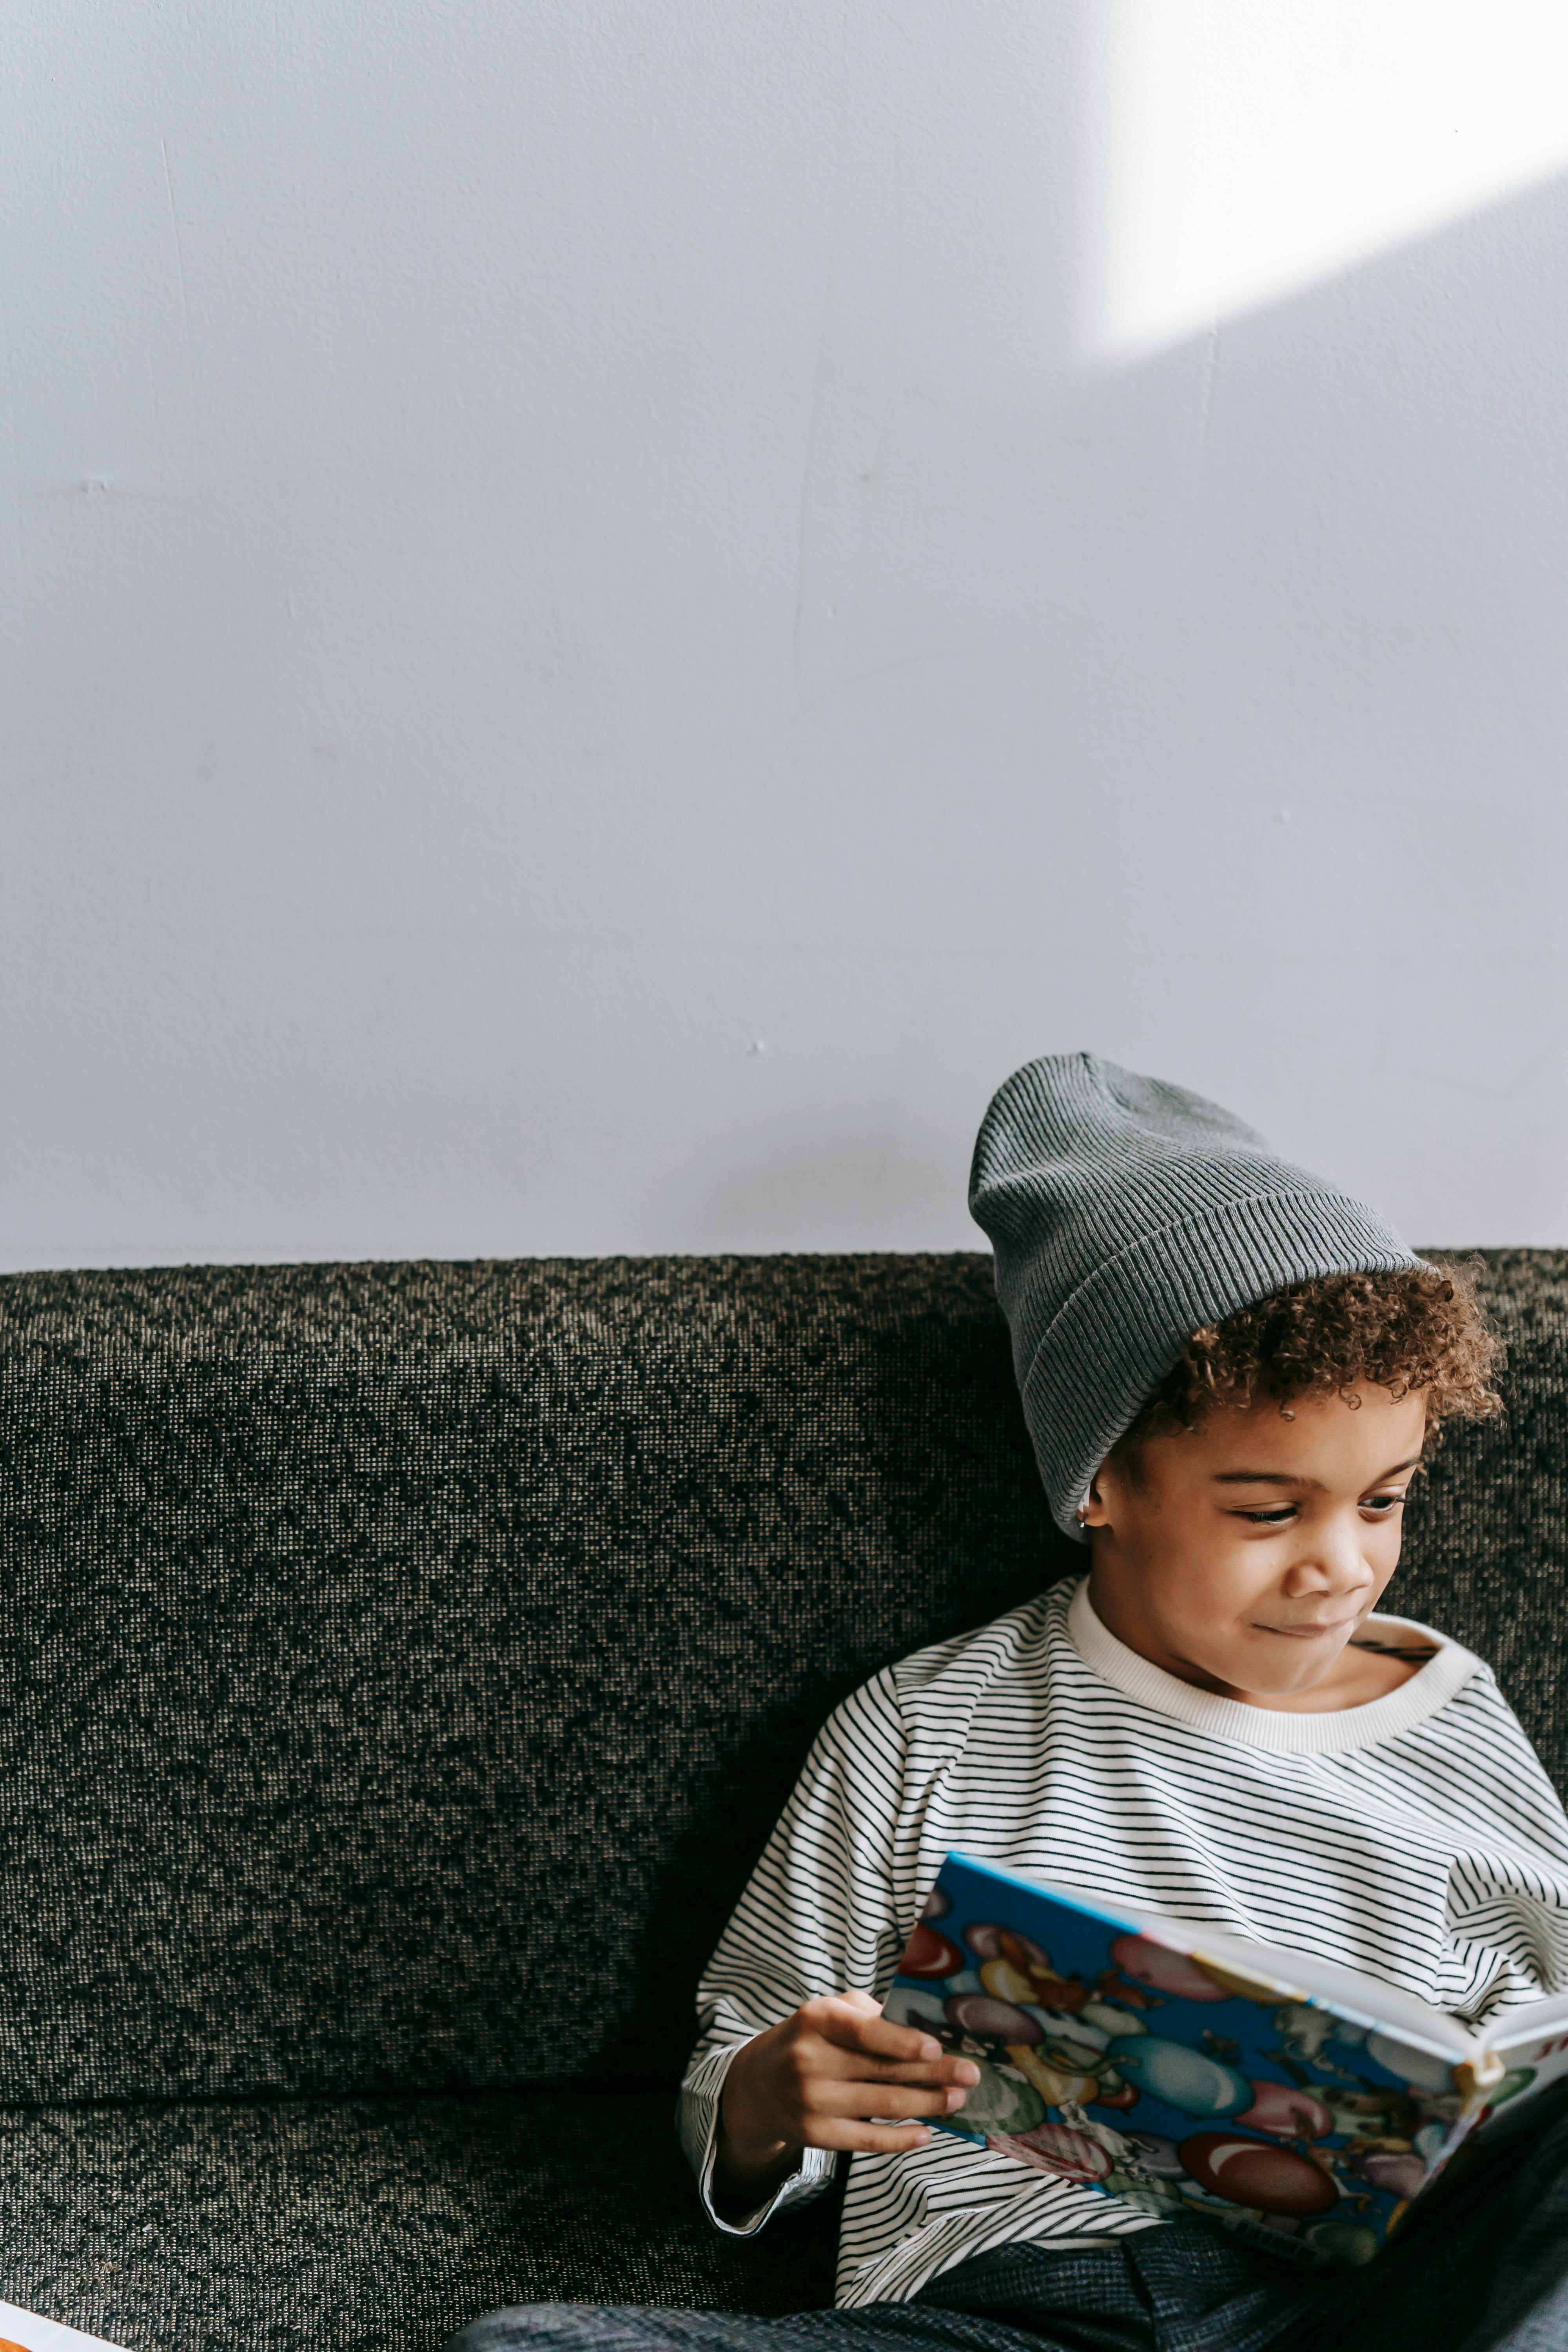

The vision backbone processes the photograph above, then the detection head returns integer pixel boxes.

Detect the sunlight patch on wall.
[1082,0,1568,362]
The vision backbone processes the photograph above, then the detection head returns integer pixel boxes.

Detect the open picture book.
[0,2306,125,2352]
[885,1851,1568,2269]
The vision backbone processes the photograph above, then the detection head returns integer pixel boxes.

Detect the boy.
[448,1054,1568,2352]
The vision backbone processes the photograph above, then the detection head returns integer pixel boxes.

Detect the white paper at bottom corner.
[0,2302,128,2352]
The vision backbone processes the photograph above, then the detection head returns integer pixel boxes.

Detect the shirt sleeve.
[678,1667,913,2236]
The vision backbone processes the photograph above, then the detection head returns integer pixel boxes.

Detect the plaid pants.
[443,2083,1568,2352]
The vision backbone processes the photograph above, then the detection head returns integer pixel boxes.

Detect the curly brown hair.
[1115,1261,1505,1458]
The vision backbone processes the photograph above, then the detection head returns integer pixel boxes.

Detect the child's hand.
[713,1991,979,2216]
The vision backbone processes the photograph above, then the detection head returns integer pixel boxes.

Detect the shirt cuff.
[679,2040,839,2236]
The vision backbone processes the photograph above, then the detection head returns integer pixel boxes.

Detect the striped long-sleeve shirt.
[678,1574,1568,2307]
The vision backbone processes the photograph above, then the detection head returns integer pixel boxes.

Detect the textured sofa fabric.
[0,2089,840,2350]
[0,1249,1563,2350]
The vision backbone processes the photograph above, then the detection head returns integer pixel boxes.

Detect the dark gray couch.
[0,1251,1563,2351]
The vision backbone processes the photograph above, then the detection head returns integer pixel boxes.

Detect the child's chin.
[1225,1636,1347,1697]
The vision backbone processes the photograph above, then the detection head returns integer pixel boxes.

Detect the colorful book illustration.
[0,2306,126,2352]
[885,1852,1568,2268]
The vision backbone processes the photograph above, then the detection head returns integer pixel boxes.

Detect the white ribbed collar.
[1065,1574,1481,1754]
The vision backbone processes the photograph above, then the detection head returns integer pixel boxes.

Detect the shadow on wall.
[684,165,1568,1245]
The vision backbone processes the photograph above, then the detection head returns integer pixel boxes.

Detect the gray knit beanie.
[968,1052,1423,1542]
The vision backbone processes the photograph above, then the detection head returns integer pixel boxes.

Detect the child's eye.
[1232,1492,1407,1528]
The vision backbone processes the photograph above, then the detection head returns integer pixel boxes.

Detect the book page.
[1475,2016,1568,2116]
[1165,1920,1474,2064]
[0,2303,129,2352]
[1485,1993,1568,2058]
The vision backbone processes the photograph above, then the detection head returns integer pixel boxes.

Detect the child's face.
[1081,1382,1428,1706]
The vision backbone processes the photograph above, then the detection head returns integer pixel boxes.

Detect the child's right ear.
[1082,1433,1147,1532]
[1078,1466,1113,1532]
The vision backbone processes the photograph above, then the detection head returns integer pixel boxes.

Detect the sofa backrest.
[0,1250,1563,2104]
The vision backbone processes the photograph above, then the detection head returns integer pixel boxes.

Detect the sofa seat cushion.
[0,2086,838,2352]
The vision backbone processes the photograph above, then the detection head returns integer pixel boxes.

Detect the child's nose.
[1303,1515,1378,1593]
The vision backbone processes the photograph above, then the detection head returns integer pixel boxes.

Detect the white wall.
[4,0,1566,1270]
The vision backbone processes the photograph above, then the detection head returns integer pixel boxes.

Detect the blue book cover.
[884,1853,1568,2268]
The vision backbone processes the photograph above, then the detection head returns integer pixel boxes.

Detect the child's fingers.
[802,2119,939,2155]
[809,2080,970,2123]
[801,2020,977,2088]
[809,2045,977,2090]
[850,2053,979,2087]
[816,2005,946,2065]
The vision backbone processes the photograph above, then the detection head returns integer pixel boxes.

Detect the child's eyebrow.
[1213,1470,1326,1488]
[1212,1453,1424,1490]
